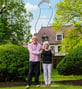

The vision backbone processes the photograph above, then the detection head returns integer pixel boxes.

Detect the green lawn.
[0,85,82,89]
[39,69,82,81]
[0,69,82,89]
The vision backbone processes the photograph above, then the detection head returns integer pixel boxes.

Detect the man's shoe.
[25,85,30,89]
[35,85,40,87]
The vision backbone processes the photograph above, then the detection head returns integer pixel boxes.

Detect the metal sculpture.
[35,0,53,33]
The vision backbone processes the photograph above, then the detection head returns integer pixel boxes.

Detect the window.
[58,46,61,52]
[42,37,48,42]
[50,46,54,50]
[57,35,62,41]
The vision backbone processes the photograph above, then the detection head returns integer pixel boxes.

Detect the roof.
[35,26,75,44]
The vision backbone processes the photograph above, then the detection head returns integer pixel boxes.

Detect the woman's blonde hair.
[43,41,49,49]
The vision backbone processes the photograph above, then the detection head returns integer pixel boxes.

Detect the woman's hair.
[43,41,49,49]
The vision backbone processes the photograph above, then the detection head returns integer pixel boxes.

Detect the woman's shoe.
[48,84,51,87]
[45,84,48,87]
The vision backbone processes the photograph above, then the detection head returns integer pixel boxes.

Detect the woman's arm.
[40,50,43,61]
[40,50,43,54]
[51,49,55,54]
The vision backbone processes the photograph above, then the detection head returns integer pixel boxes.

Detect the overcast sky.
[23,0,63,34]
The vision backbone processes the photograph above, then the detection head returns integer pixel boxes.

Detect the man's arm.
[28,45,40,55]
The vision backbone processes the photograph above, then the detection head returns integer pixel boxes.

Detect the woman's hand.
[40,50,43,54]
[51,50,54,54]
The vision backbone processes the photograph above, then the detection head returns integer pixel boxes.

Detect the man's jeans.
[27,61,40,85]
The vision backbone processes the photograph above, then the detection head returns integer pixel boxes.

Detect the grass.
[0,85,82,89]
[0,69,82,89]
[39,69,82,81]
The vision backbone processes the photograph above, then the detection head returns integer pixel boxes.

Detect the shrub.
[0,44,29,82]
[57,46,82,75]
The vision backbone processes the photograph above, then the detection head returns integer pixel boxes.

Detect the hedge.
[0,44,29,82]
[57,46,82,75]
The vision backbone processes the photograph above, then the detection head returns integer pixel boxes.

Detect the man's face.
[32,37,37,44]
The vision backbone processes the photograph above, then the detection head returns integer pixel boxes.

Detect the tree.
[52,0,82,53]
[57,46,82,75]
[0,0,33,45]
[0,44,29,81]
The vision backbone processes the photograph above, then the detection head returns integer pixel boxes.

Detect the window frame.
[58,46,62,52]
[57,35,63,41]
[42,36,48,42]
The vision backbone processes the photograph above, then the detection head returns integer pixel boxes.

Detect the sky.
[23,0,62,34]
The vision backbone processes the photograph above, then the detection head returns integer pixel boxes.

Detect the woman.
[40,41,54,87]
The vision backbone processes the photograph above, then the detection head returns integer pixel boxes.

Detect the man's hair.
[32,36,38,39]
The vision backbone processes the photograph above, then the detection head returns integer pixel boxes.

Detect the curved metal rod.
[35,7,53,32]
[47,8,53,26]
[35,7,41,33]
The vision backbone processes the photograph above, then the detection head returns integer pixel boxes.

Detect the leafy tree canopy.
[52,0,82,53]
[0,0,33,45]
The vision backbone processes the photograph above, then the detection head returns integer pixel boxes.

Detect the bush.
[0,44,29,82]
[57,46,82,75]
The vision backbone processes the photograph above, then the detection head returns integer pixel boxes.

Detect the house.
[34,25,75,56]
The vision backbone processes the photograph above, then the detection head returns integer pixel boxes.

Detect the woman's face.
[44,44,49,49]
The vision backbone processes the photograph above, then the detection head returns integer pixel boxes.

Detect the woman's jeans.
[43,63,52,84]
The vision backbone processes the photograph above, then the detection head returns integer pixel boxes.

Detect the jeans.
[43,63,52,84]
[27,61,40,85]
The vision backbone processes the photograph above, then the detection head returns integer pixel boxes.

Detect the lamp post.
[35,0,53,33]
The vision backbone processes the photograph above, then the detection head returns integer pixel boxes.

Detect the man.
[25,36,42,89]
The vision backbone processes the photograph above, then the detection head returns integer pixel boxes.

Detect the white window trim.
[56,34,63,41]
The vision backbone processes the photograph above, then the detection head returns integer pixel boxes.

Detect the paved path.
[41,85,59,87]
